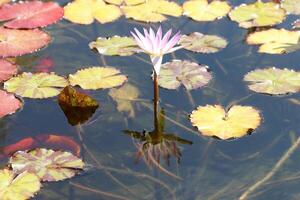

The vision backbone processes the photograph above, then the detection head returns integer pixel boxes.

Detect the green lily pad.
[4,72,68,98]
[281,0,300,15]
[229,1,286,28]
[179,32,227,53]
[89,36,140,56]
[244,67,300,95]
[158,60,212,90]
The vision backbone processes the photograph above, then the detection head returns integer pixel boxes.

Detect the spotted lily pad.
[244,67,300,95]
[4,72,68,98]
[183,0,231,21]
[89,36,140,56]
[9,148,84,182]
[0,59,17,82]
[122,0,182,23]
[229,1,286,28]
[109,83,139,117]
[64,0,122,24]
[158,60,212,90]
[281,0,300,15]
[0,90,22,118]
[0,27,51,58]
[69,67,127,90]
[0,169,41,200]
[179,32,227,53]
[0,1,63,29]
[190,105,261,140]
[246,29,300,54]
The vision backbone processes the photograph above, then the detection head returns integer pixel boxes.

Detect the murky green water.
[1,0,300,199]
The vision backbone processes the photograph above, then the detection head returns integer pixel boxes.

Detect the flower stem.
[153,71,159,132]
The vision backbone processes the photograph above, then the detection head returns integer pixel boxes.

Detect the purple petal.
[160,29,172,49]
[162,31,181,52]
[131,31,145,49]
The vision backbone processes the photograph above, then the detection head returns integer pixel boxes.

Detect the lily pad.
[89,36,140,56]
[0,0,10,6]
[190,105,261,140]
[244,67,300,95]
[109,83,139,117]
[4,72,68,98]
[179,32,228,53]
[58,86,99,125]
[64,0,122,24]
[105,0,144,5]
[292,19,300,29]
[0,27,51,58]
[0,90,22,118]
[122,0,182,23]
[281,0,300,15]
[0,1,63,29]
[183,0,231,22]
[158,60,212,90]
[0,169,41,200]
[9,148,84,182]
[229,1,286,28]
[69,67,127,90]
[0,59,17,82]
[246,29,300,54]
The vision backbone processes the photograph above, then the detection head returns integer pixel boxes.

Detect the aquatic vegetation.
[0,90,22,118]
[0,59,17,82]
[281,0,300,15]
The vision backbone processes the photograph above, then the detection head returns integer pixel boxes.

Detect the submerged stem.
[153,71,159,133]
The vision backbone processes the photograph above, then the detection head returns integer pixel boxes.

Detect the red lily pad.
[0,89,22,118]
[0,1,64,29]
[0,59,17,82]
[0,27,51,58]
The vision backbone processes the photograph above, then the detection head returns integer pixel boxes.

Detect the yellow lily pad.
[121,0,182,23]
[246,28,300,54]
[69,67,127,90]
[104,0,145,5]
[190,105,261,140]
[183,0,231,22]
[229,1,285,28]
[64,0,122,24]
[281,0,300,15]
[0,169,41,200]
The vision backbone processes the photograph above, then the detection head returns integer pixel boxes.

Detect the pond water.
[1,0,300,199]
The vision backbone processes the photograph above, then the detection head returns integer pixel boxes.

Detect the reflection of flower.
[131,26,181,75]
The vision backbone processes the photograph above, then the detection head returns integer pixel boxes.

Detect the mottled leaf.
[0,59,17,82]
[158,60,212,90]
[281,0,300,15]
[0,90,22,118]
[244,67,300,95]
[190,105,261,140]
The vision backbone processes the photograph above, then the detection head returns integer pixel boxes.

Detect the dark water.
[1,0,300,199]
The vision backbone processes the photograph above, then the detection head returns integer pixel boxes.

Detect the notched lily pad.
[190,105,261,140]
[244,67,300,95]
[69,67,127,90]
[229,1,286,28]
[58,86,99,126]
[281,0,300,15]
[246,29,300,54]
[158,60,212,90]
[4,72,68,98]
[0,89,22,118]
[179,32,228,53]
[9,148,84,182]
[0,59,17,82]
[183,0,231,22]
[89,36,140,56]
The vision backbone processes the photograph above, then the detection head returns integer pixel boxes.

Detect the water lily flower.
[131,26,181,75]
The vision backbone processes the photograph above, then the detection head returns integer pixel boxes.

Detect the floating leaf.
[0,90,22,118]
[4,72,68,98]
[292,19,300,29]
[64,0,121,24]
[0,1,63,29]
[244,67,300,95]
[58,86,99,125]
[179,32,227,53]
[9,148,84,182]
[109,83,139,117]
[246,29,300,54]
[0,27,51,58]
[158,60,212,90]
[0,169,41,200]
[0,0,10,6]
[69,67,127,90]
[0,59,17,82]
[105,0,144,5]
[281,0,300,15]
[122,0,182,23]
[89,36,140,56]
[183,0,231,22]
[190,105,261,140]
[229,1,285,28]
